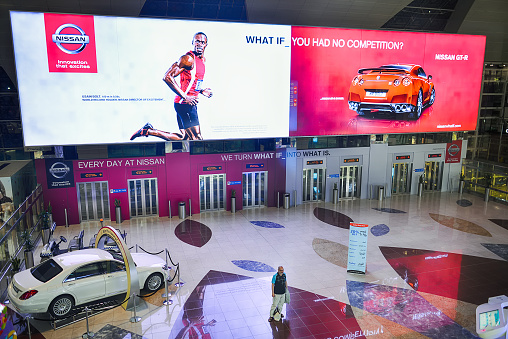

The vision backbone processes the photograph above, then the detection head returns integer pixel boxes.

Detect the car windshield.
[30,259,63,283]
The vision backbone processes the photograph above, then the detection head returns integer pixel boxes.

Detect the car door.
[62,262,106,304]
[105,260,128,296]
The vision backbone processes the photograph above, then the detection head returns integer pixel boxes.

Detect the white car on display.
[8,248,166,318]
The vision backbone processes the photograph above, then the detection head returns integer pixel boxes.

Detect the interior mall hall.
[0,0,508,338]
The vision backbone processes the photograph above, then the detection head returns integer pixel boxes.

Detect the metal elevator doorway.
[303,168,326,201]
[242,171,267,208]
[199,174,226,211]
[340,166,362,199]
[424,161,444,191]
[391,163,413,195]
[128,178,158,217]
[77,181,110,222]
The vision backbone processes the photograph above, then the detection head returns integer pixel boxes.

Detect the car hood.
[13,269,44,291]
[131,253,165,268]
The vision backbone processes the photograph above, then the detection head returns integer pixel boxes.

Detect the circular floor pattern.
[313,207,354,229]
[371,224,390,236]
[250,221,285,228]
[456,199,473,207]
[231,260,276,272]
[175,219,212,247]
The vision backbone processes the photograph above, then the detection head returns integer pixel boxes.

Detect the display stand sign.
[347,223,369,274]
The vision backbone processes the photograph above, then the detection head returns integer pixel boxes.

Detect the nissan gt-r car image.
[348,64,435,120]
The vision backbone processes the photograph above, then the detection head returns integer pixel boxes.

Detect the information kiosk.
[477,295,508,338]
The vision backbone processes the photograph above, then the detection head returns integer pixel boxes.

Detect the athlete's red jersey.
[175,51,205,104]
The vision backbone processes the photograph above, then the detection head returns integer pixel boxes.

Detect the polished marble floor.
[10,192,508,338]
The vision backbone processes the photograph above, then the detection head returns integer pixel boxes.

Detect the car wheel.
[408,90,423,120]
[49,295,74,318]
[429,88,435,105]
[144,273,163,292]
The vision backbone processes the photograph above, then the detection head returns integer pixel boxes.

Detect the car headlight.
[359,78,364,85]
[353,77,358,86]
[394,79,400,86]
[402,77,411,86]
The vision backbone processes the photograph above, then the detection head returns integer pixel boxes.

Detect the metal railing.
[0,185,43,300]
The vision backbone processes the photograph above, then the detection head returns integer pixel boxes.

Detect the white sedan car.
[8,248,166,318]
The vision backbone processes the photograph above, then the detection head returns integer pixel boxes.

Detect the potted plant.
[20,230,35,269]
[231,190,236,214]
[10,255,21,276]
[114,199,122,224]
[39,210,51,245]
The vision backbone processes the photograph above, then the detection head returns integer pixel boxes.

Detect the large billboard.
[11,12,485,146]
[290,26,486,136]
[10,12,291,146]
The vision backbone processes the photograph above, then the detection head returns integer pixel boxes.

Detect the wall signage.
[80,172,103,178]
[227,181,241,185]
[414,168,424,173]
[445,140,462,163]
[45,159,74,189]
[246,163,265,169]
[203,166,222,171]
[427,153,442,158]
[329,174,340,178]
[132,170,152,175]
[344,158,359,163]
[396,155,411,160]
[307,160,324,165]
[110,189,127,193]
[347,223,369,275]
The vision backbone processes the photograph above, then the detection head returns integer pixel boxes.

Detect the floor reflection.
[347,281,476,339]
[380,246,508,305]
[168,270,365,339]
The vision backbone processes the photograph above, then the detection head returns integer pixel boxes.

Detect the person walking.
[269,266,287,322]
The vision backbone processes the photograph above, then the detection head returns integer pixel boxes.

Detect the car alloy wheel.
[146,273,163,291]
[429,88,436,105]
[50,295,74,318]
[416,90,423,118]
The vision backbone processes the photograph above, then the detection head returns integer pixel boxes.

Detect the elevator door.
[303,168,326,201]
[424,161,444,191]
[391,163,413,195]
[199,174,226,211]
[77,181,110,222]
[242,171,267,208]
[340,166,362,199]
[128,178,158,217]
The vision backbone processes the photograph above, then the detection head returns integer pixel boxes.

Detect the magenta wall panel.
[37,150,287,225]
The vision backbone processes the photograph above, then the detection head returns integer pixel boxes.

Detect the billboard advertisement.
[290,26,486,136]
[11,12,485,145]
[10,12,291,146]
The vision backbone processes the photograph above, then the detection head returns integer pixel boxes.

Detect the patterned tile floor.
[8,192,508,338]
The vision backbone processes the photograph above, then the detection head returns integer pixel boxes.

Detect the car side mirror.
[428,75,432,80]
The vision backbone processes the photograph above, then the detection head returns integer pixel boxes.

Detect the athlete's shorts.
[174,103,200,130]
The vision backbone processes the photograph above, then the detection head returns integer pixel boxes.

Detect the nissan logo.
[448,144,460,156]
[52,23,89,54]
[49,162,70,179]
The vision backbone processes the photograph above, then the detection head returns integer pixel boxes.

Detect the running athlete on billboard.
[130,32,213,141]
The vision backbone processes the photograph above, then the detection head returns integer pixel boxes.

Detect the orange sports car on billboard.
[348,64,435,120]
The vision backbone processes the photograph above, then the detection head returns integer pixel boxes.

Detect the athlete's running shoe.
[130,123,153,140]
